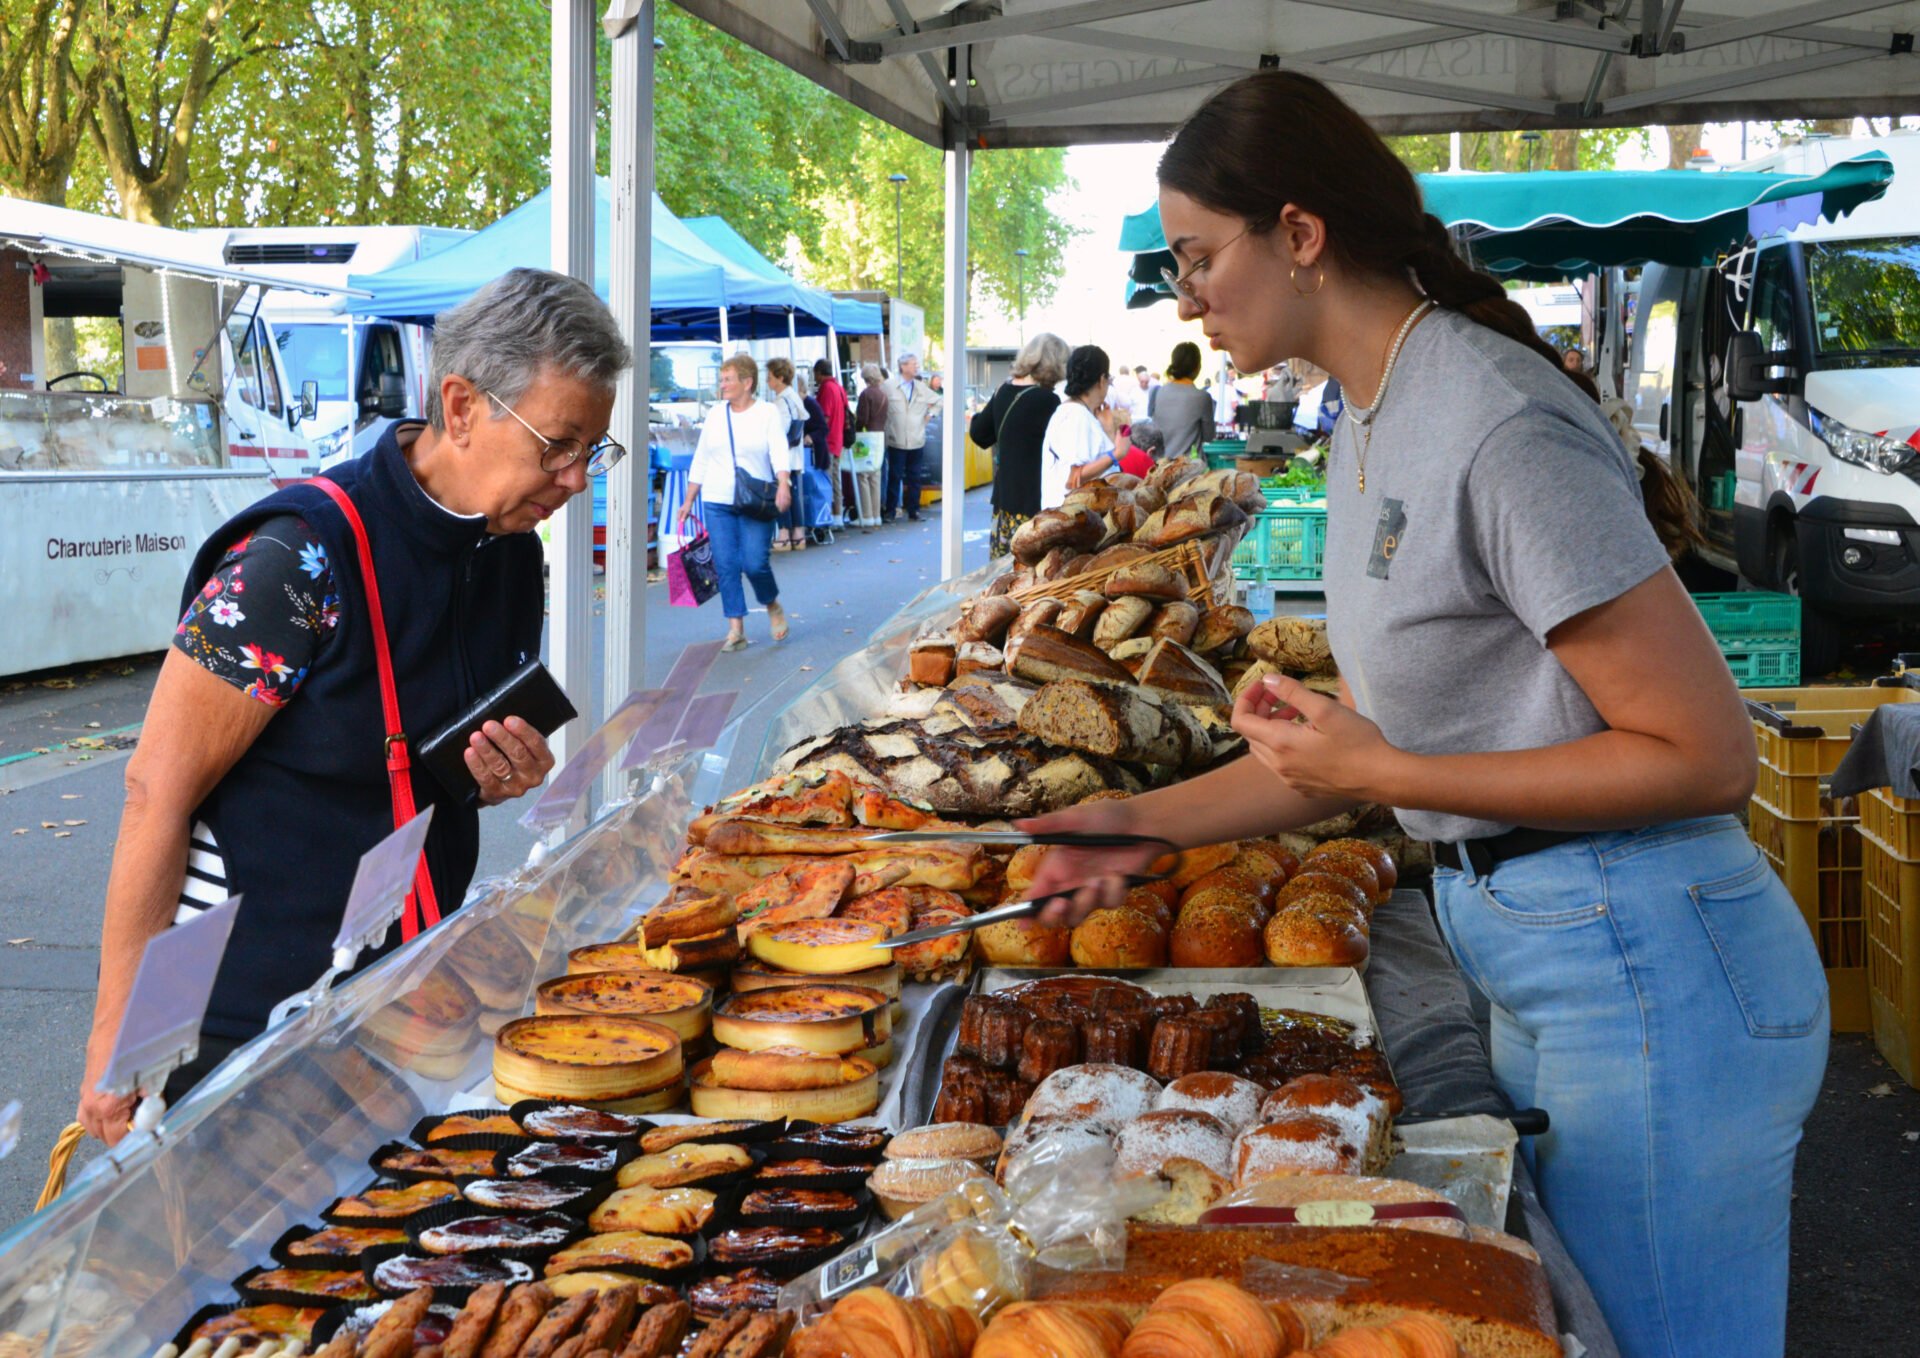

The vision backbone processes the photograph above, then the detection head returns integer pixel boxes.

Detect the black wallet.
[415,659,578,800]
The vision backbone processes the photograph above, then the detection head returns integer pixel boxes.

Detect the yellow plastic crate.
[1747,796,1870,1031]
[1754,758,1829,821]
[1863,825,1920,1087]
[1744,685,1920,776]
[1863,787,1920,861]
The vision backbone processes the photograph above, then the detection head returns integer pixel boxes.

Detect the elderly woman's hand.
[465,716,556,805]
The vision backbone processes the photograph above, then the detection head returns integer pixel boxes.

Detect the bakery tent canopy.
[548,0,1920,798]
[343,181,840,336]
[683,215,886,334]
[1118,150,1897,293]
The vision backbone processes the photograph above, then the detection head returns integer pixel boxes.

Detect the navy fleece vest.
[179,422,544,1042]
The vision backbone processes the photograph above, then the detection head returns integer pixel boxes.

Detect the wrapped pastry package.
[998,1127,1164,1272]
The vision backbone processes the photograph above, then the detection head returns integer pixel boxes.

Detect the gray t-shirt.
[1321,309,1671,844]
[1149,382,1214,460]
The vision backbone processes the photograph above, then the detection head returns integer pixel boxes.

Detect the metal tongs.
[868,829,1176,947]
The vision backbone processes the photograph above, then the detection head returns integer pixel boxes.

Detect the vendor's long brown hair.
[1160,72,1700,558]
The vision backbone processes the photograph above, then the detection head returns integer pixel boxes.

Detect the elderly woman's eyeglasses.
[484,390,627,475]
[1159,227,1250,305]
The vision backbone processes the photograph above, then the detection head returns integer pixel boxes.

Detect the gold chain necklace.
[1348,299,1434,494]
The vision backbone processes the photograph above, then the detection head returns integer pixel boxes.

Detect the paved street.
[0,488,995,1224]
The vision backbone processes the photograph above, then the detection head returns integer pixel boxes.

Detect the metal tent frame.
[550,0,1920,816]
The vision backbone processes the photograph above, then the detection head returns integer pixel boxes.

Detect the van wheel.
[1770,531,1844,676]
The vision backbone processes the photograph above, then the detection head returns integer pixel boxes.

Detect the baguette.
[1134,638,1232,708]
[478,1284,553,1358]
[614,1303,690,1358]
[441,1284,506,1358]
[1103,561,1187,602]
[1055,591,1108,640]
[1091,596,1153,651]
[1148,601,1200,646]
[518,1293,597,1358]
[1009,625,1135,688]
[953,596,1020,646]
[1016,680,1211,768]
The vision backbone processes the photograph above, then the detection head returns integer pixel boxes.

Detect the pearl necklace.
[1347,299,1434,494]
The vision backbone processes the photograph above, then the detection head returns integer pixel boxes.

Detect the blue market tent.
[1118,152,1895,296]
[346,180,843,337]
[683,216,883,335]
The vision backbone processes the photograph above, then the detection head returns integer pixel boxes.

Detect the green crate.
[1692,591,1801,642]
[1262,484,1325,503]
[1709,471,1737,511]
[1202,439,1247,470]
[1725,644,1802,689]
[1252,506,1328,581]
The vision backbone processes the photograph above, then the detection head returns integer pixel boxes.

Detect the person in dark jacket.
[970,332,1068,558]
[851,363,889,530]
[76,268,631,1145]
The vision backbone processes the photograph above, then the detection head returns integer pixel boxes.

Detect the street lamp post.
[1014,247,1028,343]
[889,172,908,302]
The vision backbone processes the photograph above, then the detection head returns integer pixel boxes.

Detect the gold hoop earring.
[1291,261,1325,297]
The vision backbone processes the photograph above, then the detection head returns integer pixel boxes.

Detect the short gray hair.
[860,362,882,385]
[1011,332,1070,388]
[427,268,632,428]
[1129,418,1165,455]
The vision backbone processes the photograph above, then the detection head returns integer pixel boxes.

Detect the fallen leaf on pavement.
[84,721,100,729]
[60,794,81,800]
[62,819,85,826]
[38,678,75,689]
[1867,1083,1895,1098]
[6,938,28,946]
[39,822,55,829]
[9,830,25,836]
[800,666,814,672]
[53,831,71,839]
[1904,1131,1919,1142]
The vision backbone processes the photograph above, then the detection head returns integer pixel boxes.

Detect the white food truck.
[209,225,467,465]
[1617,133,1920,669]
[1,202,351,675]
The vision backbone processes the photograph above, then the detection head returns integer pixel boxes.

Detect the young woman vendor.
[1025,72,1825,1358]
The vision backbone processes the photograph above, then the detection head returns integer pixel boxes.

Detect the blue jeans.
[701,501,778,620]
[884,444,923,517]
[1433,816,1827,1358]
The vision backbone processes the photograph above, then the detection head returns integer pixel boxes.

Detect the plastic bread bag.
[1206,1174,1473,1240]
[778,1178,1013,1320]
[901,1219,1029,1320]
[999,1124,1164,1272]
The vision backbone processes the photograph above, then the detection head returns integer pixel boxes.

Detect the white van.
[1,203,341,675]
[1619,133,1920,669]
[210,226,467,464]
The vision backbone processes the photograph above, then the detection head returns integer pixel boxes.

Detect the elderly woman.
[76,268,631,1144]
[970,331,1067,558]
[678,353,791,650]
[765,358,808,552]
[1119,417,1163,477]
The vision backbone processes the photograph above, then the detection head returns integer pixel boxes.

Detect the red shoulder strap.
[311,476,442,940]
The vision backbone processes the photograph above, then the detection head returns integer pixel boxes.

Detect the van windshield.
[273,323,351,401]
[1805,236,1920,363]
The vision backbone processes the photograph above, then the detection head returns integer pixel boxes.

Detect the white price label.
[98,896,242,1098]
[621,641,725,771]
[522,688,668,831]
[333,806,436,954]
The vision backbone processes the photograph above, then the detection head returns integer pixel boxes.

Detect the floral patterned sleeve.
[174,514,340,708]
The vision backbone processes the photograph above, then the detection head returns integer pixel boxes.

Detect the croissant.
[974,1301,1132,1358]
[1117,1279,1302,1358]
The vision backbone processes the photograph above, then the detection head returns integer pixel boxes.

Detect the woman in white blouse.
[678,353,791,650]
[1039,344,1120,510]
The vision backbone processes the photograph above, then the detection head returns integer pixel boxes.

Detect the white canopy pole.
[939,123,970,581]
[787,308,797,363]
[548,0,597,790]
[601,0,653,809]
[719,306,730,352]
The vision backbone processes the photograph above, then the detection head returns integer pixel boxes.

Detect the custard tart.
[543,1230,697,1278]
[587,1184,717,1235]
[711,984,889,1057]
[744,919,892,975]
[615,1141,753,1190]
[535,970,713,1042]
[493,1014,683,1108]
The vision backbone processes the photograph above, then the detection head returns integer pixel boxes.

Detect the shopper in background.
[1119,417,1161,477]
[1124,364,1153,425]
[679,354,790,652]
[883,353,940,522]
[1152,340,1215,459]
[974,331,1068,559]
[1039,344,1118,510]
[765,358,808,552]
[77,268,630,1142]
[1563,345,1586,374]
[813,358,849,530]
[1136,365,1158,418]
[853,362,889,530]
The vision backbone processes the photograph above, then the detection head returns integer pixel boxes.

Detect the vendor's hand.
[75,1053,135,1146]
[466,716,555,805]
[1233,674,1402,803]
[1015,800,1170,929]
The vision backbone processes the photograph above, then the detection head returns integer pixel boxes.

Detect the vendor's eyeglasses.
[1160,226,1251,305]
[484,389,627,475]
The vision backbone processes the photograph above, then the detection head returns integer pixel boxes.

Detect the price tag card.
[0,1100,20,1160]
[333,806,436,954]
[522,688,669,831]
[620,641,725,772]
[97,896,242,1098]
[653,690,739,762]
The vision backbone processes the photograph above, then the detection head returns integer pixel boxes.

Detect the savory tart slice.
[415,1212,578,1256]
[735,860,858,941]
[278,1224,409,1263]
[461,1179,600,1214]
[638,1120,770,1155]
[615,1142,754,1190]
[421,1113,523,1142]
[325,1180,461,1222]
[518,1104,651,1141]
[543,1231,697,1278]
[499,1141,625,1179]
[373,1145,501,1180]
[711,984,890,1057]
[588,1184,718,1236]
[190,1307,325,1346]
[240,1267,380,1304]
[493,1015,682,1106]
[744,918,893,975]
[534,971,712,1042]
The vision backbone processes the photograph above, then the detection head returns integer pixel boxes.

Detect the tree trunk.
[1667,124,1706,168]
[1549,128,1580,171]
[1809,118,1854,137]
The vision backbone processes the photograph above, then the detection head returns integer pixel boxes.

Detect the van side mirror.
[300,379,319,420]
[376,372,407,419]
[1726,330,1799,402]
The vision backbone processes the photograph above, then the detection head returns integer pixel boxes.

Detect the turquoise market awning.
[682,215,883,335]
[1119,151,1895,297]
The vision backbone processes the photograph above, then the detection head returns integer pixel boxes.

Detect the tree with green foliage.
[0,0,101,203]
